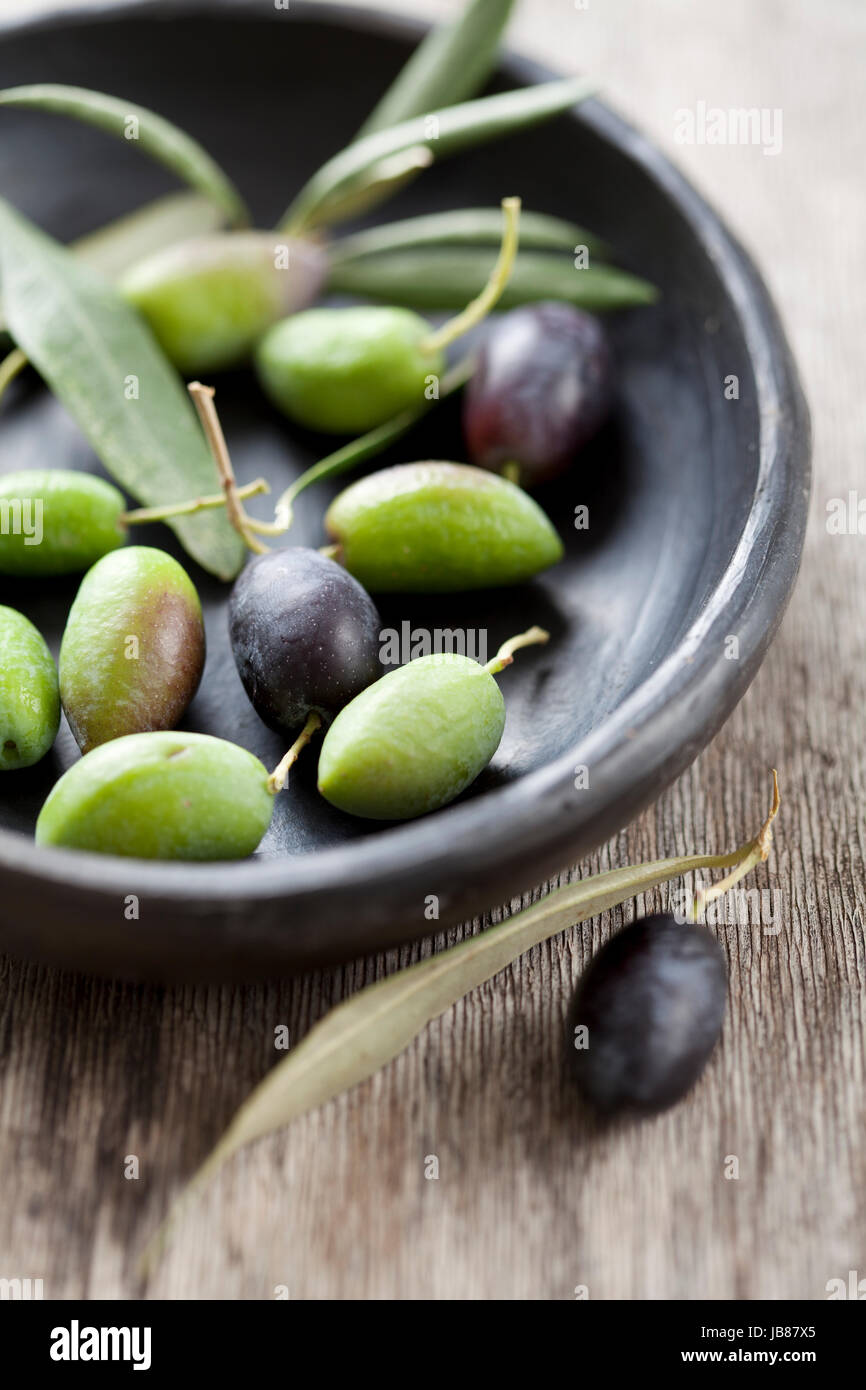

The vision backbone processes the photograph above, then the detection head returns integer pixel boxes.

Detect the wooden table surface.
[2,0,864,1300]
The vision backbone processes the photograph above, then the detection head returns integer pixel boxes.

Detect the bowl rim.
[0,0,810,934]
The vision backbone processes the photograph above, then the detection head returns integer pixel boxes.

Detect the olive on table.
[229,547,383,735]
[121,231,328,373]
[318,628,547,820]
[35,731,273,860]
[324,461,564,592]
[463,302,613,485]
[0,605,60,770]
[59,546,205,753]
[0,470,125,576]
[566,913,728,1116]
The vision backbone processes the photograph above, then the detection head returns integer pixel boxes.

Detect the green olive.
[325,461,564,591]
[0,470,125,576]
[255,306,444,434]
[0,605,60,770]
[318,653,506,820]
[59,546,205,753]
[35,731,273,859]
[121,231,328,373]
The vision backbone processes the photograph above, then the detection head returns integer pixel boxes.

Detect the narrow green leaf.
[330,206,609,263]
[0,197,245,580]
[73,191,226,279]
[205,852,749,1156]
[328,247,658,310]
[141,793,778,1273]
[0,191,224,339]
[281,76,595,233]
[0,84,249,227]
[357,0,517,138]
[303,146,433,231]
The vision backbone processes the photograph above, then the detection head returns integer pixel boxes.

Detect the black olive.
[566,912,728,1115]
[229,547,383,735]
[463,301,613,485]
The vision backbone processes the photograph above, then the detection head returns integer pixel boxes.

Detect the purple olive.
[463,301,613,485]
[566,913,728,1115]
[229,547,382,735]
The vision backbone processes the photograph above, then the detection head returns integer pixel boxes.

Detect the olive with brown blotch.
[59,546,206,753]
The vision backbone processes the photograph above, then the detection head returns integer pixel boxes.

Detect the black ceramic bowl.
[0,0,809,980]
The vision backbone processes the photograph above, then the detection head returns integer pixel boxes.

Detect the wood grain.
[1,0,864,1299]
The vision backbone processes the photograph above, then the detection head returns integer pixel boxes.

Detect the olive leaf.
[298,147,434,232]
[73,190,226,280]
[329,247,658,310]
[0,196,245,580]
[357,0,517,138]
[141,786,778,1275]
[0,84,249,227]
[0,191,224,341]
[330,206,609,262]
[280,76,595,233]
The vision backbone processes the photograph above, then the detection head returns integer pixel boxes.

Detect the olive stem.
[267,712,323,794]
[0,346,28,405]
[502,461,521,486]
[485,625,549,675]
[420,196,521,355]
[121,478,270,527]
[248,354,478,538]
[687,770,781,923]
[188,381,270,556]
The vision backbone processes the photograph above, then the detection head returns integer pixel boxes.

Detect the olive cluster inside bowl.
[0,0,809,980]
